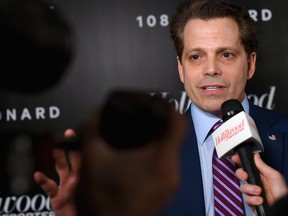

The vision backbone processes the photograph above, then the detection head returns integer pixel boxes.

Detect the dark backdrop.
[0,0,287,214]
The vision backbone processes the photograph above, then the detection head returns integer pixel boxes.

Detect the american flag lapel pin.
[268,134,277,141]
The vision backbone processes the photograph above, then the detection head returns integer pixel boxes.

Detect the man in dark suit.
[160,103,288,216]
[160,0,288,215]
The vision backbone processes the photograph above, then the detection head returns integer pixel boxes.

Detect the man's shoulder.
[249,103,288,131]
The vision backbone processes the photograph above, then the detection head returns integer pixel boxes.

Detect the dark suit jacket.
[159,103,288,216]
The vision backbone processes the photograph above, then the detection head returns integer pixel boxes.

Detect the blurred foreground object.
[75,90,187,216]
[0,0,74,93]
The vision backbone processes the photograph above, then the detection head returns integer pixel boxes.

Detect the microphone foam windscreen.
[221,99,244,121]
[99,90,172,150]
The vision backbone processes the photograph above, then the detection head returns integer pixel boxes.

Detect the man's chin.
[202,102,223,115]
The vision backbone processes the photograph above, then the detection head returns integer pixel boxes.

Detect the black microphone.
[66,90,182,152]
[98,90,173,150]
[221,99,270,216]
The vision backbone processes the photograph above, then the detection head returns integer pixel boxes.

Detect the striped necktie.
[211,121,245,216]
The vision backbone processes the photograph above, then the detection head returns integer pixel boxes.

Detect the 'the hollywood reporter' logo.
[151,86,276,114]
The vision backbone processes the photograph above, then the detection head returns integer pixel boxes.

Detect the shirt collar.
[191,95,250,145]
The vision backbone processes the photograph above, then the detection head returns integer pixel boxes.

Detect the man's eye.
[223,53,232,58]
[191,55,200,60]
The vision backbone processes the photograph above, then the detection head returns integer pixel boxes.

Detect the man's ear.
[247,52,257,80]
[177,56,184,83]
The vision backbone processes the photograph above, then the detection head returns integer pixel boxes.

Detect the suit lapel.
[249,104,284,173]
[177,110,206,215]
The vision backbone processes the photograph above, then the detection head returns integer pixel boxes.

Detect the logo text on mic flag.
[212,111,264,158]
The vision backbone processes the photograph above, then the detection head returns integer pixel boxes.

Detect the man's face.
[178,18,256,115]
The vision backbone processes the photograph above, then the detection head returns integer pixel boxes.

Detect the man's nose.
[203,58,222,76]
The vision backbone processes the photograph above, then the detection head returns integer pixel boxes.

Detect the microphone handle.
[234,143,270,216]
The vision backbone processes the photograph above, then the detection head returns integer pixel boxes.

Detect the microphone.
[212,99,270,216]
[62,89,186,152]
[98,90,174,150]
[212,100,263,158]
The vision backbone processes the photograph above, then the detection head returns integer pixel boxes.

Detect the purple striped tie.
[211,121,245,216]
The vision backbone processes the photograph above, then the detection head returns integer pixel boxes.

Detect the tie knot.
[211,120,223,132]
[205,120,223,141]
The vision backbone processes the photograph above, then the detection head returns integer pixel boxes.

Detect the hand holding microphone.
[232,153,288,207]
[212,99,270,216]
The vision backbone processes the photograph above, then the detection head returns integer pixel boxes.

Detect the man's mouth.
[202,86,223,90]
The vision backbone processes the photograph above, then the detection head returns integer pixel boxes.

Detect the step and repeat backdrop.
[1,0,287,214]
